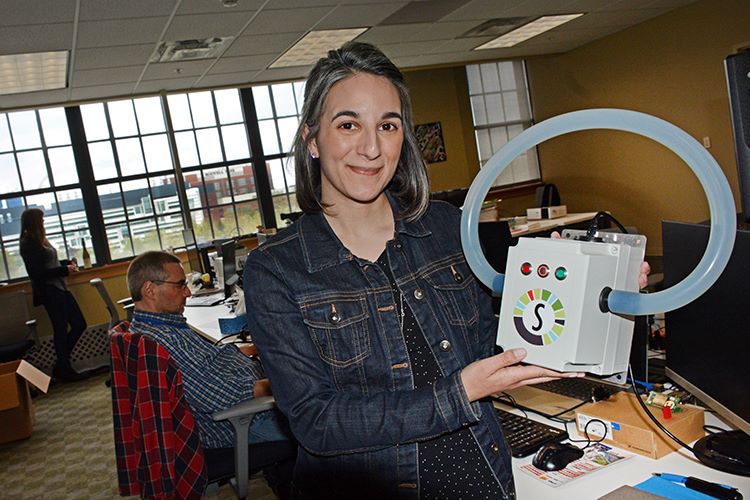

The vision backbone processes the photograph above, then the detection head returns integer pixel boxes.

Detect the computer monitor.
[219,239,237,297]
[662,219,750,475]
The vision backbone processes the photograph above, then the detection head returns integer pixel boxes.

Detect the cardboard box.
[575,392,704,459]
[0,360,51,444]
[527,205,567,220]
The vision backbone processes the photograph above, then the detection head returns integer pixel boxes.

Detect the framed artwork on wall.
[414,121,447,163]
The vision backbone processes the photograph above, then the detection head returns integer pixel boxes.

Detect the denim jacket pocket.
[422,260,479,327]
[301,295,371,367]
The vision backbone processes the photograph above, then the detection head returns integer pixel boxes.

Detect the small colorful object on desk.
[646,390,683,413]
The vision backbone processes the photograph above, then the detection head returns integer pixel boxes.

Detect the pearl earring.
[311,153,318,160]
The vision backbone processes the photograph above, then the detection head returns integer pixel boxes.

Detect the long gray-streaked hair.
[292,42,430,221]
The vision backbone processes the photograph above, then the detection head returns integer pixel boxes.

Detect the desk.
[183,302,236,343]
[479,210,598,237]
[503,403,750,498]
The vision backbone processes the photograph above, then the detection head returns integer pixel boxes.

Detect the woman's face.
[308,72,404,210]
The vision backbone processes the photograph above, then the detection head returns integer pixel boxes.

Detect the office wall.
[526,0,750,255]
[404,66,481,192]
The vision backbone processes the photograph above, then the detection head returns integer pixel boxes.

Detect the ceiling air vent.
[150,37,233,63]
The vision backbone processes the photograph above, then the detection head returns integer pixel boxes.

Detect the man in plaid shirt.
[126,250,290,449]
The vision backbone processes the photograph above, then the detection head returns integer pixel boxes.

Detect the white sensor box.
[496,230,646,375]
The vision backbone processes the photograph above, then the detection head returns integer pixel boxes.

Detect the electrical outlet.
[702,136,711,148]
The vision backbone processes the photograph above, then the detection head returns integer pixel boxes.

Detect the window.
[466,61,540,187]
[168,89,257,243]
[252,82,304,227]
[0,80,309,281]
[81,97,183,260]
[0,108,90,280]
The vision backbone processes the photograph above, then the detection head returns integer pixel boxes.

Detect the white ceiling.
[0,0,697,111]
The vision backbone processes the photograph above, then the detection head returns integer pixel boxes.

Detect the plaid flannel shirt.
[110,322,207,499]
[129,310,265,449]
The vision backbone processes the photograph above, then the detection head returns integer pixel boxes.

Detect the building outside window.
[466,60,540,187]
[81,96,184,260]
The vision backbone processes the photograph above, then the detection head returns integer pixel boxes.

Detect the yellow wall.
[525,0,750,254]
[405,66,481,192]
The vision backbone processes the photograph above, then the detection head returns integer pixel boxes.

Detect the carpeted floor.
[0,371,276,499]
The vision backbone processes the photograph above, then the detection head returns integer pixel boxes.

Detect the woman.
[244,42,580,499]
[20,208,86,381]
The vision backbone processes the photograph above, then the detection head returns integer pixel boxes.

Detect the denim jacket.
[244,197,515,499]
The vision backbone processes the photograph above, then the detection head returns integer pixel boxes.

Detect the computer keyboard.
[494,406,568,458]
[533,378,625,402]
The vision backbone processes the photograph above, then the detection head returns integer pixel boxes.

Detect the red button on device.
[521,262,532,275]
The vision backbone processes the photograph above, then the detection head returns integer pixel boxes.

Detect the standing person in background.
[244,42,583,499]
[20,208,86,381]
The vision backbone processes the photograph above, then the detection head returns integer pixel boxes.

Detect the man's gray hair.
[127,251,181,301]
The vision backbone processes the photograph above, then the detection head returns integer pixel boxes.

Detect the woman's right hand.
[460,348,584,402]
[67,262,78,273]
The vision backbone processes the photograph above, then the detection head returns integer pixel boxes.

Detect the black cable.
[579,211,630,241]
[628,364,695,453]
[564,418,608,448]
[493,393,575,423]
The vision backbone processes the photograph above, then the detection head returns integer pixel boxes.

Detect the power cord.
[628,364,695,453]
[564,418,608,448]
[578,211,630,242]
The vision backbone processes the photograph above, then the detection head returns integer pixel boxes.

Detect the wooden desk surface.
[479,210,598,237]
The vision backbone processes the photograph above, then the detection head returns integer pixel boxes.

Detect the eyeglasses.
[151,279,189,290]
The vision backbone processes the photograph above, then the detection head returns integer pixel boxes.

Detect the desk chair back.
[110,321,208,499]
[89,278,120,330]
[110,322,295,499]
[0,291,39,362]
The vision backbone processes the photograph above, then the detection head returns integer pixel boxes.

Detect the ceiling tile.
[224,33,302,57]
[0,88,70,110]
[70,83,143,102]
[0,24,74,54]
[164,12,255,40]
[135,76,205,94]
[315,3,404,29]
[74,44,155,70]
[142,60,213,80]
[78,0,175,21]
[210,54,278,74]
[76,18,168,48]
[0,0,75,26]
[178,0,265,15]
[74,66,144,87]
[243,7,332,35]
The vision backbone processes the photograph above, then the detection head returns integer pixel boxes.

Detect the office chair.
[110,322,294,499]
[0,291,39,363]
[89,278,121,330]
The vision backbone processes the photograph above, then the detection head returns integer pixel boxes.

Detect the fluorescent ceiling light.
[474,14,584,50]
[271,28,369,68]
[0,51,69,95]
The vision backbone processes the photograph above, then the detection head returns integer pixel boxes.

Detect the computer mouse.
[531,442,584,471]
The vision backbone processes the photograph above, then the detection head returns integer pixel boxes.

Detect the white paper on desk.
[520,443,632,487]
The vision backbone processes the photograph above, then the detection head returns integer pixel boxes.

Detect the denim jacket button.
[330,312,341,323]
[413,288,424,300]
[394,240,402,250]
[439,340,451,351]
[490,442,500,454]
